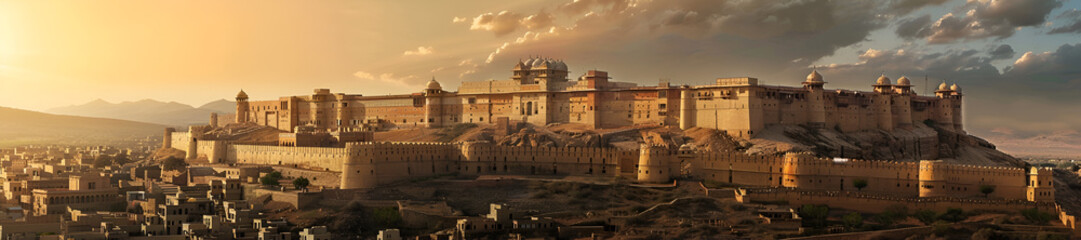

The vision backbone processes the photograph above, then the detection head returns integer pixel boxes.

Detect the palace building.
[235,57,963,139]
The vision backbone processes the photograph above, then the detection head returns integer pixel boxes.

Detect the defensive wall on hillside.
[166,129,1054,204]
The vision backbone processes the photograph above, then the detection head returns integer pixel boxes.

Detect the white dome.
[950,84,960,92]
[938,82,949,91]
[524,58,536,67]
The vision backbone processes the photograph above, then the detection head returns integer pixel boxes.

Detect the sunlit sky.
[1,0,1080,135]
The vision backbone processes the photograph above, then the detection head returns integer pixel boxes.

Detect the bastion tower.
[679,87,695,130]
[236,90,250,123]
[918,160,948,198]
[892,76,914,128]
[803,70,827,128]
[637,144,673,183]
[872,75,894,131]
[949,84,964,132]
[424,78,444,128]
[933,83,955,131]
[341,143,378,189]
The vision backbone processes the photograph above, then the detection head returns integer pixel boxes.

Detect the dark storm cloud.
[472,0,891,84]
[988,44,1015,60]
[889,0,949,15]
[1049,9,1081,34]
[894,0,1063,43]
[896,15,934,39]
[1005,42,1081,84]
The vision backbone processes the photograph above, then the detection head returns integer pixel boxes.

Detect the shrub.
[979,185,996,198]
[260,171,283,186]
[842,212,863,229]
[1022,208,1054,225]
[293,177,310,190]
[800,204,830,228]
[914,209,937,225]
[162,156,187,171]
[853,179,868,191]
[939,208,967,222]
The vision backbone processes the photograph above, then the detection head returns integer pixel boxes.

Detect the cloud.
[403,46,434,56]
[1006,43,1081,83]
[473,0,889,82]
[353,71,421,88]
[452,17,467,23]
[896,0,1063,43]
[988,44,1015,60]
[889,0,949,14]
[467,11,524,36]
[460,11,556,36]
[896,15,934,39]
[1049,9,1081,34]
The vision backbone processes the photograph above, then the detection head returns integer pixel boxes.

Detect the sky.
[0,0,1080,136]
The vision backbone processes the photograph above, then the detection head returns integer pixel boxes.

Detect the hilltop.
[0,106,164,147]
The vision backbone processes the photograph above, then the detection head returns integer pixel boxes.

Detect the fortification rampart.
[165,129,1047,202]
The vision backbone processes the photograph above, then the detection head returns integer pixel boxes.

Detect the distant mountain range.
[48,99,235,127]
[0,106,164,147]
[976,128,1081,160]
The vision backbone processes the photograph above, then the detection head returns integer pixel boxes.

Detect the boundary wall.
[167,131,1052,204]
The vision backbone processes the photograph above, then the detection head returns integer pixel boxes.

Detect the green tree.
[1022,208,1053,225]
[915,209,938,225]
[260,171,283,186]
[162,156,187,171]
[799,204,830,228]
[853,179,868,191]
[939,208,967,222]
[293,177,310,190]
[979,185,996,198]
[842,212,863,229]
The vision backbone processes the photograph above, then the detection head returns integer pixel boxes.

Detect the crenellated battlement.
[166,126,1044,202]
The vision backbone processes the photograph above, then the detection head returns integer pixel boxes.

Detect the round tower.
[872,75,894,131]
[892,76,914,128]
[162,128,175,149]
[679,88,695,130]
[780,152,806,188]
[186,126,200,160]
[933,83,954,130]
[918,160,948,198]
[336,96,352,131]
[235,90,250,123]
[950,84,963,132]
[637,144,672,183]
[209,113,219,128]
[424,78,443,128]
[803,70,827,128]
[341,143,379,189]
